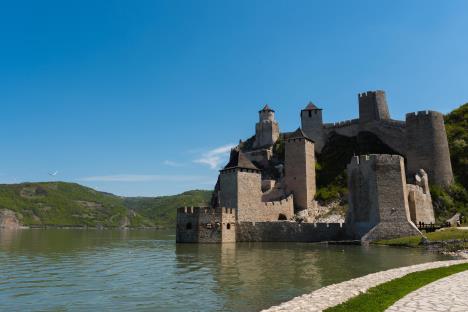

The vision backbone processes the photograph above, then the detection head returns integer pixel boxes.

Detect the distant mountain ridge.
[0,182,211,228]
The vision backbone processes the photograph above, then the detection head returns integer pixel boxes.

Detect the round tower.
[358,90,390,124]
[301,102,324,152]
[405,110,454,187]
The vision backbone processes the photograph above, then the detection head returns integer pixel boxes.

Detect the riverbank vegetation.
[374,228,468,250]
[325,262,468,312]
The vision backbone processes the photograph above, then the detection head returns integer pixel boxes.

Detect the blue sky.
[1,0,467,196]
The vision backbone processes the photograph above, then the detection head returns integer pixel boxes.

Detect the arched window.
[186,222,192,230]
[227,223,231,230]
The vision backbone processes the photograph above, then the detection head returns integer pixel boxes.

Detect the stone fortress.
[176,90,453,243]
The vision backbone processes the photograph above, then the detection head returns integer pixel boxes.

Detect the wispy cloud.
[163,160,185,167]
[194,144,235,170]
[79,174,208,182]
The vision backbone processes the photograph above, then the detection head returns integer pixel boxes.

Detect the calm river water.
[0,229,450,311]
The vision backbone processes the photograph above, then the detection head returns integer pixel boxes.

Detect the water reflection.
[0,229,451,312]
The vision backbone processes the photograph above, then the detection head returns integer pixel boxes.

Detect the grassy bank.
[325,262,468,312]
[374,228,468,248]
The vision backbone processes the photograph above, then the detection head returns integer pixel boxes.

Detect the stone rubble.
[263,260,468,312]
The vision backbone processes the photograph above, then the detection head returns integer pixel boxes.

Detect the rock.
[0,209,21,229]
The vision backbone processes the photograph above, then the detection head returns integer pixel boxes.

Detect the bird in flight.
[49,171,59,176]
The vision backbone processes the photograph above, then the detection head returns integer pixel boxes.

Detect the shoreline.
[263,259,468,312]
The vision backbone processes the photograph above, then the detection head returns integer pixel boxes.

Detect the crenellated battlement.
[263,194,294,207]
[177,206,234,215]
[323,118,359,129]
[348,154,403,168]
[405,110,444,120]
[358,90,386,99]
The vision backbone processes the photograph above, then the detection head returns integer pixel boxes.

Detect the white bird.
[49,171,59,176]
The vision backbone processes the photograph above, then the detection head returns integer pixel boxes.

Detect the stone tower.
[284,128,316,214]
[405,111,454,187]
[358,90,390,124]
[346,154,421,241]
[219,149,262,222]
[301,102,325,152]
[253,105,280,149]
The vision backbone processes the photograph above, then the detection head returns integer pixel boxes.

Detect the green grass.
[0,182,211,228]
[375,228,468,248]
[325,263,468,312]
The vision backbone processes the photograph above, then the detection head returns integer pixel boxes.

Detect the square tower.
[219,150,262,222]
[346,154,421,241]
[284,128,316,214]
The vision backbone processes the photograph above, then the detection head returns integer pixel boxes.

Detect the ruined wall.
[346,154,421,241]
[407,184,435,225]
[285,138,316,215]
[236,221,348,242]
[405,111,454,187]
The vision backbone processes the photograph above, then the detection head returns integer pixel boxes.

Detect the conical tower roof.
[302,101,321,110]
[285,128,314,142]
[259,104,275,113]
[222,149,260,171]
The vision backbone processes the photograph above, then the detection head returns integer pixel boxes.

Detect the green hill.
[0,182,211,228]
[124,190,213,228]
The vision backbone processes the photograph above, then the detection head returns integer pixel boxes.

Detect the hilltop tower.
[284,128,316,215]
[405,111,454,187]
[346,154,421,241]
[358,90,390,124]
[301,102,324,152]
[219,150,262,222]
[253,105,280,148]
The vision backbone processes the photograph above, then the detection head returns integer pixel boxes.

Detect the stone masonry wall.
[256,195,294,221]
[176,207,236,243]
[236,221,348,242]
[236,170,263,222]
[405,111,454,187]
[346,154,422,241]
[301,109,325,152]
[285,138,316,215]
[253,120,280,148]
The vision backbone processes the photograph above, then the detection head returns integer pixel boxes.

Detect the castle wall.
[236,221,348,242]
[323,119,360,138]
[285,138,316,215]
[176,207,236,243]
[405,111,454,187]
[346,154,422,241]
[407,184,435,225]
[257,195,294,221]
[360,120,407,155]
